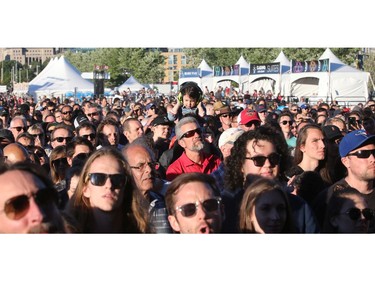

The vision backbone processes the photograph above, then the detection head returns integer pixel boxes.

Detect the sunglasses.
[52,157,68,167]
[245,121,260,128]
[149,106,156,110]
[81,133,96,140]
[280,120,293,126]
[88,173,127,189]
[344,208,374,221]
[62,111,72,115]
[245,152,281,167]
[12,126,26,132]
[175,198,221,217]
[52,136,73,143]
[0,188,58,220]
[87,112,99,117]
[347,149,375,159]
[31,133,43,138]
[220,114,229,118]
[130,161,160,172]
[179,128,202,140]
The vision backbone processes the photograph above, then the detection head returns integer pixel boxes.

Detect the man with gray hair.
[166,116,221,181]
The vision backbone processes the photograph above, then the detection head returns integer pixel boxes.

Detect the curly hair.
[224,125,291,191]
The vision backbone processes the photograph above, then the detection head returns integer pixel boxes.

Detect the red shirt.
[166,151,222,181]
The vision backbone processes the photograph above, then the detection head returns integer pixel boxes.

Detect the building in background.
[0,48,64,65]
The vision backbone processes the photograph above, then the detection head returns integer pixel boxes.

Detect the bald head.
[3,143,29,164]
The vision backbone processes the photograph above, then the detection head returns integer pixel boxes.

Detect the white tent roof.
[28,56,94,98]
[198,59,213,72]
[274,51,290,68]
[236,55,250,69]
[117,75,148,92]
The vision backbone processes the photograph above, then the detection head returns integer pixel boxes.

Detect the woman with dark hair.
[222,125,319,233]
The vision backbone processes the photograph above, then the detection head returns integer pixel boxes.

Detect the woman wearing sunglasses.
[322,187,374,233]
[65,147,150,233]
[222,125,319,233]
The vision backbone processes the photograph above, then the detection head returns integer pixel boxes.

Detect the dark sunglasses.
[52,157,68,167]
[0,188,58,220]
[245,152,281,167]
[180,128,202,140]
[345,208,374,221]
[87,112,99,117]
[175,198,221,217]
[347,149,375,159]
[30,133,43,138]
[81,133,96,140]
[245,121,260,128]
[280,120,293,126]
[12,126,26,132]
[220,114,229,118]
[62,111,72,115]
[149,106,156,110]
[88,173,127,189]
[52,136,72,143]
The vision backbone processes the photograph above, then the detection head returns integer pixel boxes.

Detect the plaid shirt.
[148,191,173,234]
[211,162,225,192]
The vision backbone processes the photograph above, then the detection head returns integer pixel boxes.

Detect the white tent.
[28,56,94,101]
[178,59,214,92]
[247,51,291,96]
[289,48,371,105]
[117,75,149,93]
[212,56,249,92]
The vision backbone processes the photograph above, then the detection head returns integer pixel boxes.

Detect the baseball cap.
[300,103,310,110]
[339,129,375,157]
[74,115,89,128]
[238,109,261,125]
[0,129,15,143]
[218,128,244,147]
[150,115,173,127]
[146,103,155,111]
[256,105,267,113]
[322,125,343,141]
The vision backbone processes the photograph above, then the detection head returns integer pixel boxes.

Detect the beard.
[191,139,204,152]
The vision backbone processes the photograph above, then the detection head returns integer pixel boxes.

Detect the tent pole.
[369,74,375,99]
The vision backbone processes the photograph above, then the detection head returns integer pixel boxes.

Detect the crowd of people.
[1,81,375,234]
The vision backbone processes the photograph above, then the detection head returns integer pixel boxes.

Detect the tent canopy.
[117,76,149,92]
[28,56,94,100]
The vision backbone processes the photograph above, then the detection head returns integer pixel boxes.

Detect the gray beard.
[191,141,204,152]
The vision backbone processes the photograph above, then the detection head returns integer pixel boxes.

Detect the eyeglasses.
[179,128,202,140]
[52,157,68,167]
[280,120,293,126]
[347,149,375,159]
[52,136,72,143]
[0,188,58,220]
[87,173,127,189]
[12,126,26,132]
[62,111,72,115]
[343,208,374,221]
[87,112,99,117]
[245,152,281,167]
[81,133,96,140]
[175,198,221,217]
[130,161,160,172]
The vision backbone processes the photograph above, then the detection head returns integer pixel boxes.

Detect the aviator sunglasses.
[245,152,281,167]
[347,149,375,159]
[179,128,202,140]
[175,198,221,217]
[88,173,127,189]
[344,208,374,221]
[0,188,58,220]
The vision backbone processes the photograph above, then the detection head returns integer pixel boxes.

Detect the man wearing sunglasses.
[9,115,27,141]
[60,105,74,131]
[238,109,261,132]
[166,116,221,181]
[165,172,224,234]
[50,124,74,150]
[0,162,68,233]
[313,129,375,232]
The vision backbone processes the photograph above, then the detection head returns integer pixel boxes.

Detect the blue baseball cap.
[339,129,375,157]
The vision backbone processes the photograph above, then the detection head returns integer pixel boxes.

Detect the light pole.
[93,64,109,99]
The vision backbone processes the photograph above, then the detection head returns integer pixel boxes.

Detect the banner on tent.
[250,63,280,75]
[291,59,329,73]
[213,64,240,76]
[180,69,200,78]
